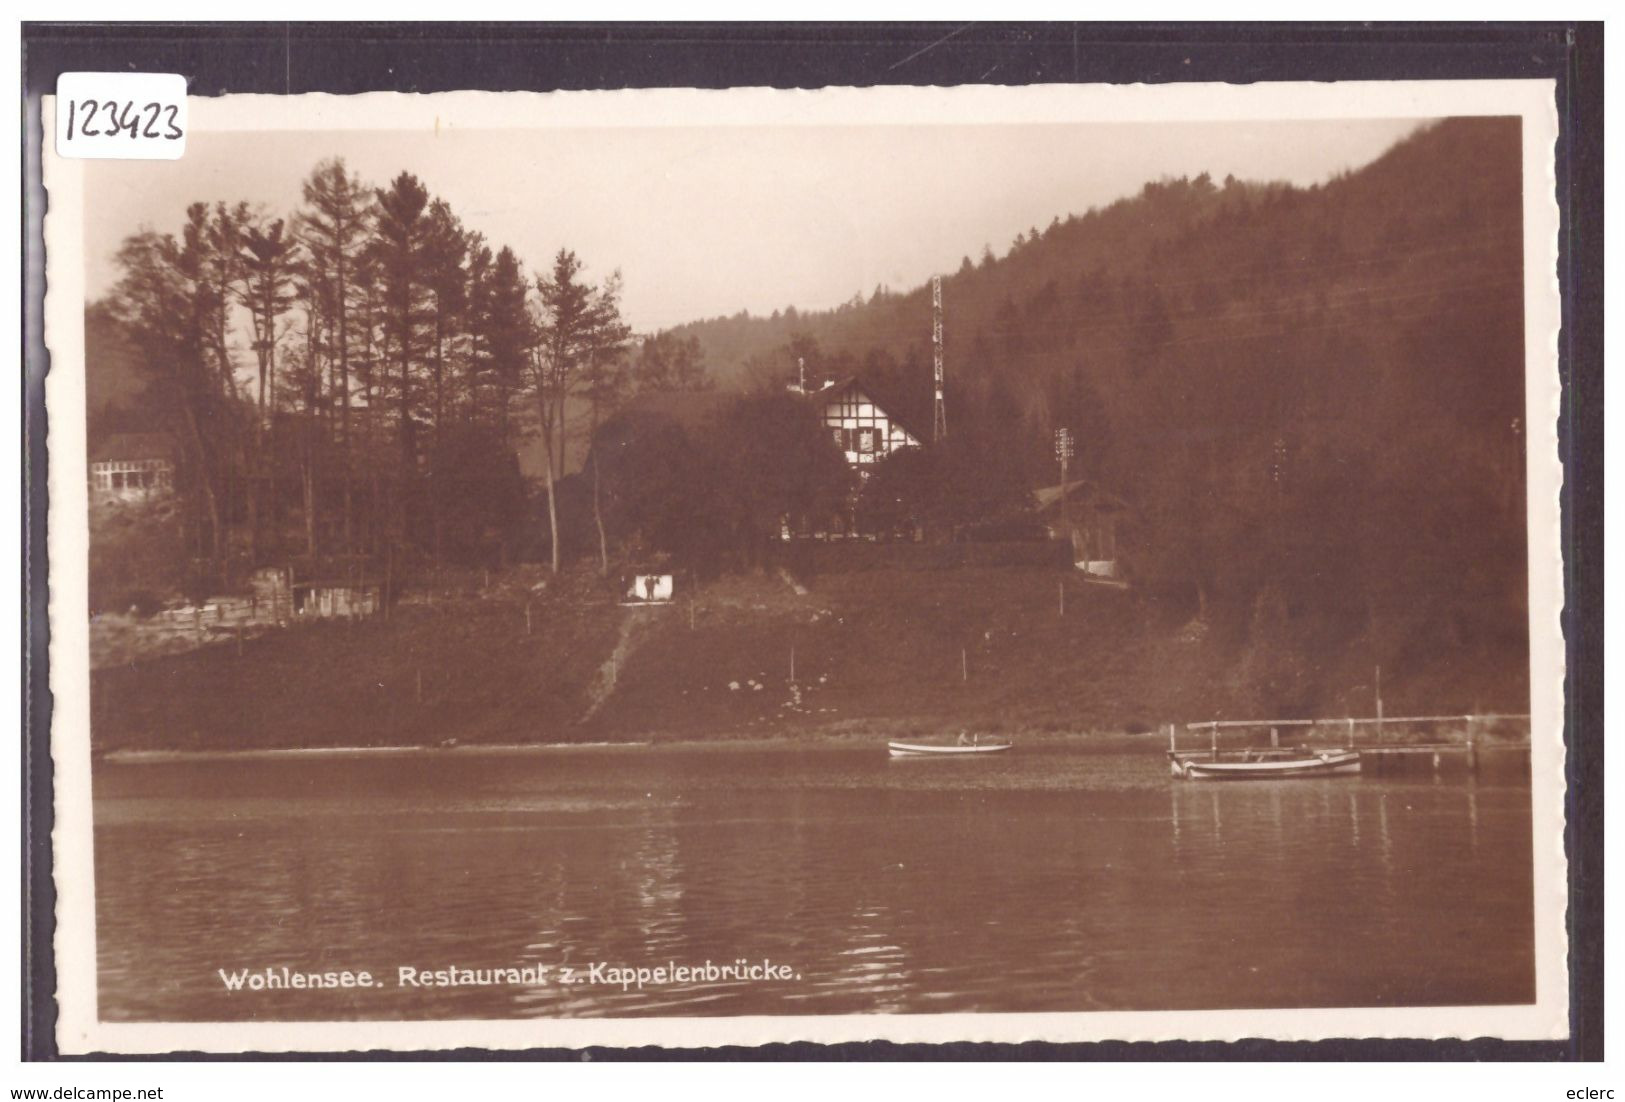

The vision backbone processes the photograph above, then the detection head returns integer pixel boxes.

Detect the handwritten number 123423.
[65,99,183,141]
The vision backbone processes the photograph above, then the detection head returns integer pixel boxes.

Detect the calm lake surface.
[93,743,1534,1020]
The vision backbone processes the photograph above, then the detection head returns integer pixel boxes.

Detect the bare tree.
[530,249,596,574]
[580,272,632,575]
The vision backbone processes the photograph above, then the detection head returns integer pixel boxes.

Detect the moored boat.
[1172,747,1361,780]
[888,739,1012,758]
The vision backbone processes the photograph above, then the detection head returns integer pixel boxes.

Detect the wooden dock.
[1172,713,1531,776]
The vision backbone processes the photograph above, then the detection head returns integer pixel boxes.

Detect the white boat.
[888,739,1012,758]
[1172,748,1361,780]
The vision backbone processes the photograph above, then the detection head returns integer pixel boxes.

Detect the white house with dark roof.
[791,376,923,471]
[782,375,927,541]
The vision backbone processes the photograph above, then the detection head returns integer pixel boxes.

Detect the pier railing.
[1169,714,1531,769]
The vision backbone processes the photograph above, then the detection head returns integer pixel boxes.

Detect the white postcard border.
[46,78,1567,1054]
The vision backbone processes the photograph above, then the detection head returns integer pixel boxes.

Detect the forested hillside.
[85,118,1530,718]
[668,118,1530,711]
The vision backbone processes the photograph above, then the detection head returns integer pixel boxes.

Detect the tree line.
[95,121,1532,715]
[100,157,714,589]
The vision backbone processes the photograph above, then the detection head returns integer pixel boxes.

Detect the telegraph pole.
[1054,426,1075,551]
[932,275,947,442]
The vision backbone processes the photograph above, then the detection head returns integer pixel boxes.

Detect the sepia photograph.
[43,77,1567,1053]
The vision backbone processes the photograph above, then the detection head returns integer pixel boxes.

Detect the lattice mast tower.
[932,275,947,442]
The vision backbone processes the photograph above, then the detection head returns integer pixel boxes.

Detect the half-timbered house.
[795,376,924,471]
[783,376,927,540]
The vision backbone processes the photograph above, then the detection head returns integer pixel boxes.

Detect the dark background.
[21,21,1603,1062]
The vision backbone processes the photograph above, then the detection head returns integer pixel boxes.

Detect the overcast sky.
[84,117,1425,333]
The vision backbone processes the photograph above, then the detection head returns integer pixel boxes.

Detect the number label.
[55,73,187,160]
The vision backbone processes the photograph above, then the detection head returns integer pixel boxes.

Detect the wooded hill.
[665,118,1531,713]
[86,118,1531,718]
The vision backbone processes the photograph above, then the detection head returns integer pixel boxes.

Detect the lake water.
[92,743,1534,1021]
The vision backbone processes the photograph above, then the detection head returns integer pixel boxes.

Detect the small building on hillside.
[233,565,381,622]
[624,573,674,604]
[88,433,175,504]
[1033,479,1129,577]
[296,580,381,619]
[791,376,924,470]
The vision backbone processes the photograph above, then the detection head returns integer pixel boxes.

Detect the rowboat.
[888,739,1012,758]
[1172,748,1361,780]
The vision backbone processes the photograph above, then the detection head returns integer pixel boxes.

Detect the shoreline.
[88,566,1529,762]
[92,725,1524,766]
[95,727,1180,765]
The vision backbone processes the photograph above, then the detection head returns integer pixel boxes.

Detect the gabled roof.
[88,432,176,463]
[1033,479,1129,514]
[807,375,929,444]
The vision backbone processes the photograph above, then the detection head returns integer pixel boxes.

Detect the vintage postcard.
[45,78,1567,1053]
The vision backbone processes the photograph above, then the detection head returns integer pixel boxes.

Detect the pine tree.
[110,227,228,575]
[421,199,469,449]
[238,215,299,556]
[371,172,432,469]
[297,158,371,552]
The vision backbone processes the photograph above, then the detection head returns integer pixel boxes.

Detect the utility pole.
[1054,426,1075,560]
[932,275,947,442]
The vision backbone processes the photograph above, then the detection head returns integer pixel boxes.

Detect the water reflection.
[1468,782,1481,849]
[94,745,1534,1020]
[808,904,910,1013]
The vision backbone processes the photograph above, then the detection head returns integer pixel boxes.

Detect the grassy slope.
[90,563,1527,753]
[92,576,625,752]
[589,568,1210,741]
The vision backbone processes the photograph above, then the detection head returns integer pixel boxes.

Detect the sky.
[83,117,1425,333]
